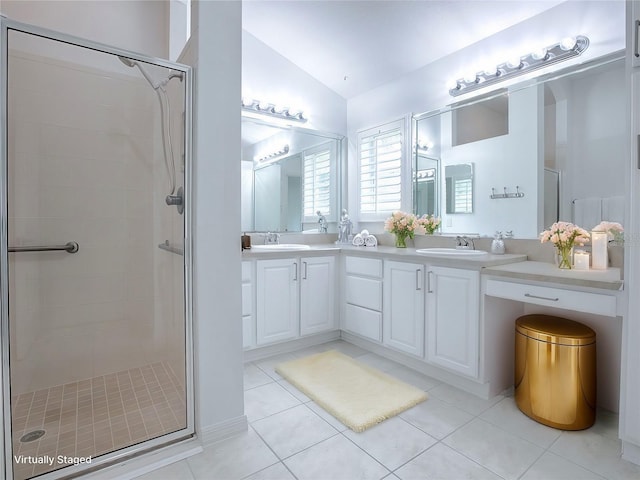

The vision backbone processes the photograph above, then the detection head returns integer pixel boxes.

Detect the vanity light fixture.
[254,144,290,165]
[414,168,436,180]
[415,140,433,154]
[242,98,307,123]
[449,35,589,97]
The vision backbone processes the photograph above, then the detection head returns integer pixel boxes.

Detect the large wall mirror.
[413,52,626,238]
[241,117,343,232]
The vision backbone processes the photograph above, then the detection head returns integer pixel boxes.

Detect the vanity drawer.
[343,304,382,342]
[345,275,382,311]
[345,256,382,278]
[485,279,617,317]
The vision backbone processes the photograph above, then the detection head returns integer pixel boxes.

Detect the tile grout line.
[245,424,301,480]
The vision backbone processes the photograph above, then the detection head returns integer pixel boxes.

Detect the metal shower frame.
[0,16,195,480]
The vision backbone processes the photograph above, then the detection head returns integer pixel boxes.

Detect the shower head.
[117,56,184,87]
[118,56,136,68]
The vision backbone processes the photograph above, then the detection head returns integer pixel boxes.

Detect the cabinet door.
[383,260,425,357]
[242,261,254,349]
[426,266,479,377]
[256,258,299,345]
[300,256,336,335]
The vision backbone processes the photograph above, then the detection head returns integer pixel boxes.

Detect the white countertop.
[483,261,623,291]
[243,243,527,269]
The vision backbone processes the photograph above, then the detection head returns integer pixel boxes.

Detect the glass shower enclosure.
[0,18,193,479]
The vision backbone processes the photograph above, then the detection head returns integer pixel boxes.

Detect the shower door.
[1,19,193,479]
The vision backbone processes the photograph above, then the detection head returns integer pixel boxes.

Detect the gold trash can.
[515,314,596,430]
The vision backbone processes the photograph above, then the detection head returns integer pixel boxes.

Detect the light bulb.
[531,47,548,60]
[484,65,498,77]
[447,79,460,90]
[560,36,577,51]
[507,57,523,69]
[464,72,478,84]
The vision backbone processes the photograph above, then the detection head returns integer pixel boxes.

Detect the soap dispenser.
[491,231,505,255]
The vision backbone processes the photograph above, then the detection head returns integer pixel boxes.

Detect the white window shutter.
[303,142,335,220]
[358,120,404,218]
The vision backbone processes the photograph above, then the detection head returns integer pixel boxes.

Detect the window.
[358,119,405,218]
[303,142,335,220]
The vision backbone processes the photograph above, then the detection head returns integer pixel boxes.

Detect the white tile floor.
[137,340,640,480]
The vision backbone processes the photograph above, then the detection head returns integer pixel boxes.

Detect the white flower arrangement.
[592,221,624,242]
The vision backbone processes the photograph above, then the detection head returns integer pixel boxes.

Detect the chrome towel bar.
[8,241,79,254]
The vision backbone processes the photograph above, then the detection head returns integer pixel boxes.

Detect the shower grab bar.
[8,241,79,254]
[158,240,183,256]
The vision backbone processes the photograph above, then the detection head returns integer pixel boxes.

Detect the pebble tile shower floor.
[11,362,185,480]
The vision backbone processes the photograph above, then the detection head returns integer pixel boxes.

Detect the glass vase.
[555,246,573,269]
[395,232,408,248]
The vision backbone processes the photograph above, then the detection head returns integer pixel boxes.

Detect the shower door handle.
[8,241,79,254]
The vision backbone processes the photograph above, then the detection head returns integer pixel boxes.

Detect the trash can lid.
[516,314,595,346]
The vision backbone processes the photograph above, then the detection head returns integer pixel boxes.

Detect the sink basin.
[416,248,488,257]
[251,244,312,252]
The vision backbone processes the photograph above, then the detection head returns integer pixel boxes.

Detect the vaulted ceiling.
[242,0,567,99]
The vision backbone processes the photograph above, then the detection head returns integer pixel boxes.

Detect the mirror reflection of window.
[303,142,335,221]
[241,117,342,232]
[445,163,473,214]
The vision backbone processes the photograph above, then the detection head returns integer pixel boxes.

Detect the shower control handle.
[165,186,184,215]
[165,195,183,206]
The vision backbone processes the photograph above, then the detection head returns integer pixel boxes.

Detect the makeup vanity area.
[239,52,627,420]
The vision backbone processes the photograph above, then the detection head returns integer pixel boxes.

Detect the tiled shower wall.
[8,48,181,395]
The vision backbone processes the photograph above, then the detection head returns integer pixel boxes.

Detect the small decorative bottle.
[491,231,505,255]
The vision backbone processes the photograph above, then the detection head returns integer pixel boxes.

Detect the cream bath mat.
[275,350,428,432]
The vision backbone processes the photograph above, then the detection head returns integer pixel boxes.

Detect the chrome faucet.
[264,232,280,245]
[456,235,475,250]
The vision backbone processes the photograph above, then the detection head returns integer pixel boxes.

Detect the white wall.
[242,31,347,136]
[346,1,625,232]
[348,1,624,129]
[187,0,245,435]
[7,49,165,394]
[1,0,169,59]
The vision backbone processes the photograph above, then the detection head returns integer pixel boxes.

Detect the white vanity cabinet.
[255,255,337,346]
[343,256,383,342]
[383,260,425,357]
[426,266,480,378]
[300,256,336,335]
[256,258,299,345]
[242,261,254,349]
